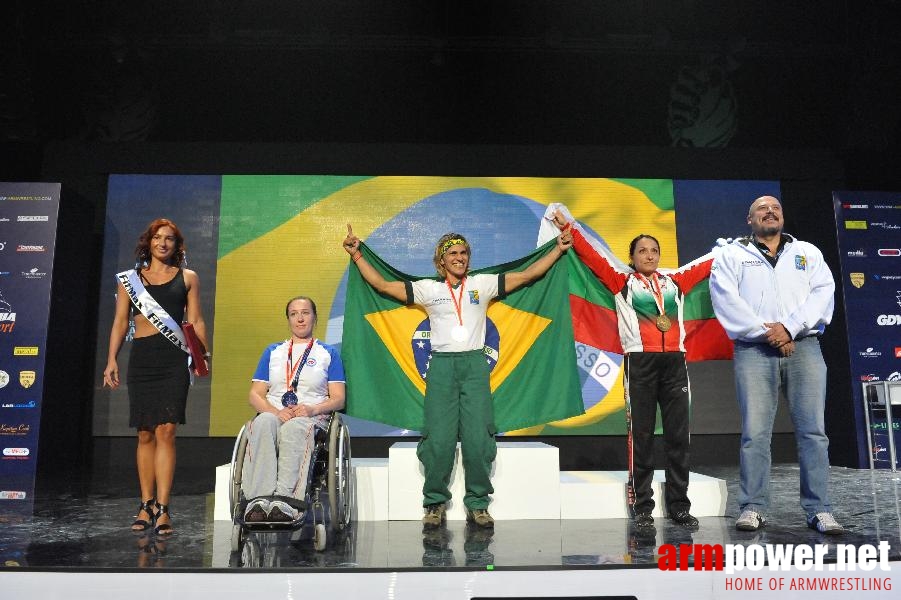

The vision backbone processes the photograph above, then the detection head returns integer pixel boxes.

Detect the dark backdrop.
[1,0,899,494]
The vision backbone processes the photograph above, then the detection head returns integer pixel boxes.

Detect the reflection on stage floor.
[2,464,899,571]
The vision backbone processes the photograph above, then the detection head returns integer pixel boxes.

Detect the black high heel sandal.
[131,498,156,532]
[154,501,174,536]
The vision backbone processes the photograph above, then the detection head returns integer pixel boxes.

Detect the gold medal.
[655,314,672,332]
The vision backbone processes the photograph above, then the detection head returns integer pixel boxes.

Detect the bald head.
[747,195,784,238]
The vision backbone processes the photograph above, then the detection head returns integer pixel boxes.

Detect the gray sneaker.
[268,500,299,522]
[422,503,446,529]
[807,512,844,535]
[735,509,765,531]
[244,499,270,522]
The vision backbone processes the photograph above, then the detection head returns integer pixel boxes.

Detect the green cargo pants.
[417,349,497,510]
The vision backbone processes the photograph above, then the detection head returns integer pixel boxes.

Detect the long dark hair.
[134,218,186,268]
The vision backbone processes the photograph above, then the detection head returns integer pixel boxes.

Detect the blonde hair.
[432,233,470,278]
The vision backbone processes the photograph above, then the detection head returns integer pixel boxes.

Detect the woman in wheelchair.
[240,296,346,523]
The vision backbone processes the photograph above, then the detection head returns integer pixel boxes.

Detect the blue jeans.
[733,337,832,517]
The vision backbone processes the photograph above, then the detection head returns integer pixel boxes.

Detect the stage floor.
[2,464,899,571]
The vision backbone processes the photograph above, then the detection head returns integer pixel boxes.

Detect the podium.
[214,441,728,521]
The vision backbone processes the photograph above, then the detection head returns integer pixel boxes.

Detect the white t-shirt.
[251,339,345,411]
[410,273,502,352]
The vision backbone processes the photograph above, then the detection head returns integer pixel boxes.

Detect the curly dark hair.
[134,218,186,268]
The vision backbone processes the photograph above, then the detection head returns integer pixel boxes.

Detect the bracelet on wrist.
[352,251,362,263]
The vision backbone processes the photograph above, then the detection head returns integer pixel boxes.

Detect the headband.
[440,238,467,255]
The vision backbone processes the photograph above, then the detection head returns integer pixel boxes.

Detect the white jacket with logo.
[709,234,835,343]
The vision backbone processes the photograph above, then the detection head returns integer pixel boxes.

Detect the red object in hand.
[182,322,209,376]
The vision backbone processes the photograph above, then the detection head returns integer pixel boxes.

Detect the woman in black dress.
[103,218,208,535]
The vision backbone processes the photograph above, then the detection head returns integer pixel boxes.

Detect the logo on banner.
[0,370,8,388]
[876,315,901,326]
[0,292,15,333]
[16,216,48,222]
[859,347,882,358]
[0,423,30,436]
[850,273,865,288]
[842,203,869,209]
[878,249,901,256]
[0,491,26,499]
[846,249,867,258]
[0,242,5,251]
[871,222,901,230]
[16,245,45,252]
[12,347,38,356]
[888,372,901,381]
[895,347,901,358]
[860,374,880,381]
[0,400,35,409]
[18,371,35,388]
[21,268,47,280]
[3,447,29,457]
[844,221,867,229]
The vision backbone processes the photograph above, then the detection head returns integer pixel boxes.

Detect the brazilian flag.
[342,240,584,432]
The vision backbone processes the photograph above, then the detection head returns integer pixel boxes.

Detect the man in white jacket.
[709,195,843,535]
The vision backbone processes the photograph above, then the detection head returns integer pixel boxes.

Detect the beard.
[755,221,782,237]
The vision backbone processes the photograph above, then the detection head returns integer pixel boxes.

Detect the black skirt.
[127,334,190,429]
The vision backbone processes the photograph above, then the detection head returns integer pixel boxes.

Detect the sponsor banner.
[0,182,59,516]
[834,191,901,469]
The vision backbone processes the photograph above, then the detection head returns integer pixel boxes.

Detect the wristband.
[352,251,362,263]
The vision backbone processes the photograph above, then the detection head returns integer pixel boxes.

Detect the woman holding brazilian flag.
[342,223,574,530]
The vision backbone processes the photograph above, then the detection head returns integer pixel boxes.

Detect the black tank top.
[141,269,187,324]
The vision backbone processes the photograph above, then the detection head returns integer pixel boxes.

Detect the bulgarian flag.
[342,241,585,432]
[539,204,732,362]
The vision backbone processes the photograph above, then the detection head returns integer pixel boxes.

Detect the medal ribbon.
[635,272,666,316]
[445,277,466,328]
[286,337,315,392]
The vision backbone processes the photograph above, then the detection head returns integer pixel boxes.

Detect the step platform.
[213,441,727,521]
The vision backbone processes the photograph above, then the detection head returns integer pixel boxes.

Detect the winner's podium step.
[213,441,727,521]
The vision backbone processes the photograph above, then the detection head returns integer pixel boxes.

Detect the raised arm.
[343,223,408,302]
[505,229,572,293]
[550,209,628,293]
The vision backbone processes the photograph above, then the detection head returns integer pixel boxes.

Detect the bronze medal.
[655,314,672,332]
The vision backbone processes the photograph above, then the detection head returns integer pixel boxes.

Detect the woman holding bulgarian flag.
[551,207,712,532]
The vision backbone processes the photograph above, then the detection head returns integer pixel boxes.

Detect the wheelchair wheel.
[230,521,243,553]
[229,420,252,522]
[327,414,352,531]
[313,523,327,552]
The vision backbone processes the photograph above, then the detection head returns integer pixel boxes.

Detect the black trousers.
[624,351,691,516]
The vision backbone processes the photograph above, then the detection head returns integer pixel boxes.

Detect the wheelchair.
[228,412,352,553]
